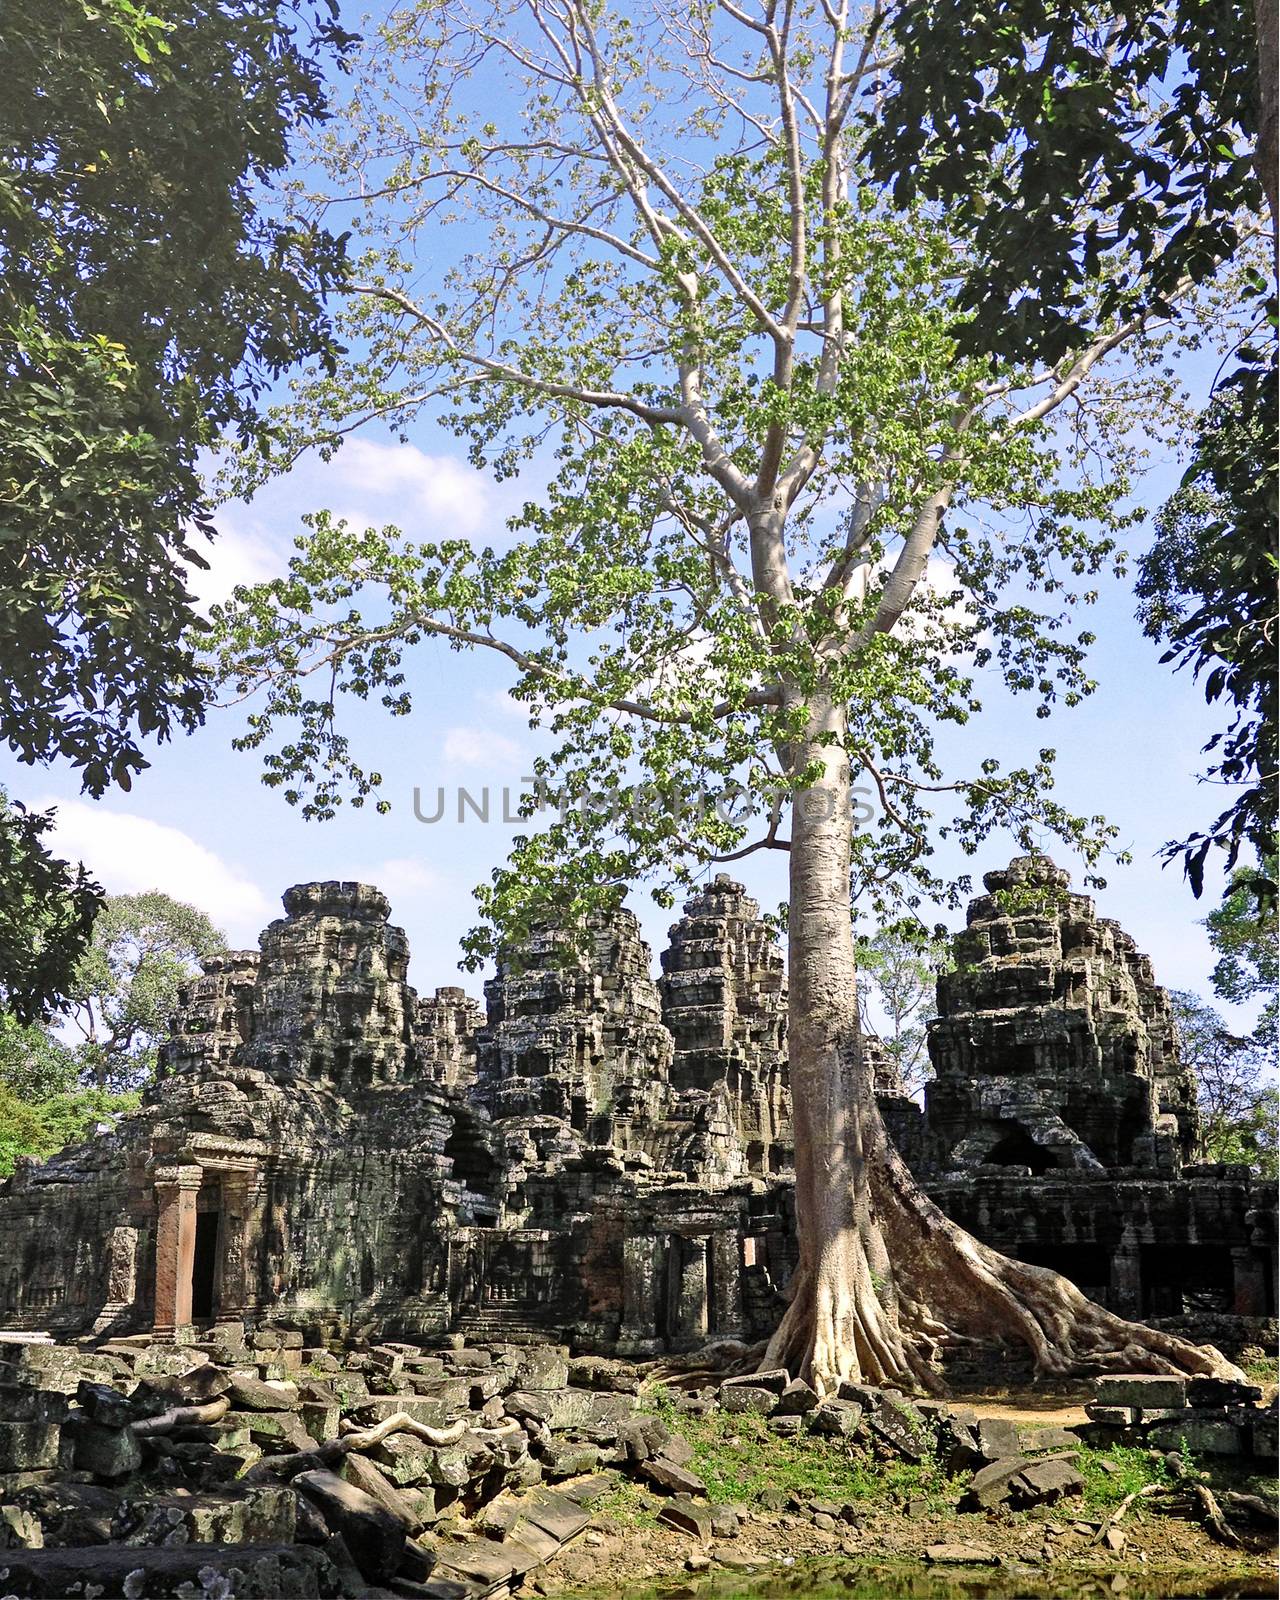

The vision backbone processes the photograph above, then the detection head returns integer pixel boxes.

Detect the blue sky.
[1,2,1261,1033]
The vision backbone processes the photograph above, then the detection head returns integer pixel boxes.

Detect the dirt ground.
[530,1497,1277,1598]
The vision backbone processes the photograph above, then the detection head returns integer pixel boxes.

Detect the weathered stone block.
[244,1409,313,1452]
[372,1434,436,1486]
[1148,1417,1245,1455]
[722,1369,789,1395]
[65,1418,141,1479]
[1187,1377,1263,1408]
[227,1373,300,1412]
[295,1467,407,1583]
[0,1543,336,1597]
[963,1456,1027,1510]
[539,1440,600,1478]
[341,1452,427,1530]
[1094,1375,1187,1410]
[1024,1426,1080,1453]
[775,1379,818,1415]
[809,1400,863,1438]
[975,1417,1021,1461]
[1085,1405,1137,1426]
[544,1389,635,1434]
[639,1456,707,1496]
[0,1423,62,1472]
[300,1401,341,1443]
[720,1386,777,1416]
[75,1382,132,1428]
[515,1349,569,1390]
[504,1391,553,1423]
[657,1493,711,1542]
[352,1394,459,1428]
[1010,1455,1083,1506]
[567,1357,639,1394]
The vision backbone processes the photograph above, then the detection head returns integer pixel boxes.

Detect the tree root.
[1096,1482,1244,1550]
[764,1137,1246,1396]
[332,1410,524,1455]
[1186,1483,1242,1548]
[1093,1484,1162,1544]
[132,1397,230,1437]
[1222,1490,1280,1533]
[643,1339,762,1387]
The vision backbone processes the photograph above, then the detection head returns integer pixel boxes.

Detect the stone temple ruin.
[0,857,1274,1359]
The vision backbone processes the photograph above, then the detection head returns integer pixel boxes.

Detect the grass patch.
[1241,1353,1278,1388]
[584,1478,660,1530]
[638,1385,964,1511]
[1076,1443,1175,1510]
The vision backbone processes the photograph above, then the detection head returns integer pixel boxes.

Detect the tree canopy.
[863,0,1270,364]
[0,788,101,1024]
[1137,355,1278,898]
[64,891,226,1091]
[1171,989,1277,1179]
[864,0,1277,899]
[1204,858,1278,1047]
[0,0,353,1012]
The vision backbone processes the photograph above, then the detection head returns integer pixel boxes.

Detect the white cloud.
[363,858,443,898]
[475,687,531,720]
[185,517,285,611]
[442,727,525,768]
[41,799,272,945]
[336,440,494,536]
[193,440,501,611]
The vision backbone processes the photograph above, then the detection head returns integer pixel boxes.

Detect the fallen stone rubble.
[1082,1373,1276,1459]
[1,1330,1275,1599]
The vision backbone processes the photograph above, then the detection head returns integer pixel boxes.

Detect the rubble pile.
[3,1327,1275,1599]
[1081,1372,1276,1457]
[0,1331,636,1598]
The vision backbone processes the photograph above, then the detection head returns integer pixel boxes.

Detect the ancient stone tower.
[926,855,1200,1174]
[659,874,790,1175]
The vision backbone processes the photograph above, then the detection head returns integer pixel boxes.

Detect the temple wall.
[0,858,1274,1355]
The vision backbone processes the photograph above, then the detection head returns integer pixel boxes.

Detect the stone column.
[152,1165,202,1340]
[216,1168,262,1326]
[616,1233,662,1355]
[677,1237,709,1344]
[1231,1246,1270,1316]
[709,1230,743,1338]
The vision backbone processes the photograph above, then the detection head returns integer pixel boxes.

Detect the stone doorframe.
[617,1226,744,1354]
[150,1139,266,1341]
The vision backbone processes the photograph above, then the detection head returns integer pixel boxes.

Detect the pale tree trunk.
[1256,0,1278,258]
[765,693,1244,1396]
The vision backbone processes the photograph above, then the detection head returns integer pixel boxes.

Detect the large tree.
[1171,990,1277,1179]
[212,0,1242,1389]
[855,922,950,1095]
[0,0,353,1010]
[0,1014,138,1179]
[64,892,226,1092]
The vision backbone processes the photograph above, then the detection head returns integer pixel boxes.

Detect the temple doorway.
[191,1207,220,1321]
